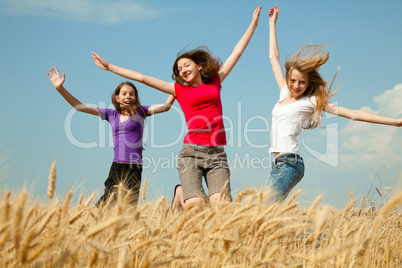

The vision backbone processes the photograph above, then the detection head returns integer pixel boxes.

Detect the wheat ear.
[141,179,148,201]
[84,192,96,207]
[47,162,56,199]
[235,188,256,203]
[2,192,11,225]
[13,191,27,255]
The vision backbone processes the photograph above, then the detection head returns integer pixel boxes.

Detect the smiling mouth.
[182,73,191,80]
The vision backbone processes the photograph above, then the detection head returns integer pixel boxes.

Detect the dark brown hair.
[172,46,222,85]
[111,82,145,118]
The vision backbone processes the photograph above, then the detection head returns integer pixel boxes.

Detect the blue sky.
[1,0,401,208]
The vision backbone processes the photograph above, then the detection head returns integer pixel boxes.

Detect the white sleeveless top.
[269,86,317,155]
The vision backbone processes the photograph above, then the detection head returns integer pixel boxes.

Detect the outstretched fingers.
[253,6,262,25]
[53,67,60,77]
[91,52,99,62]
[47,67,65,88]
[47,67,56,79]
[92,52,109,70]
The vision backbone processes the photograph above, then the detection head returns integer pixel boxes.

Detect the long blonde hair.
[284,44,339,129]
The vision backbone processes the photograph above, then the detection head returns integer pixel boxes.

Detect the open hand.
[269,5,279,26]
[92,52,109,71]
[47,67,65,90]
[252,6,262,26]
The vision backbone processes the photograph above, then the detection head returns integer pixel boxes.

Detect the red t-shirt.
[174,75,226,146]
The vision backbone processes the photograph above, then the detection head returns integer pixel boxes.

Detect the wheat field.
[0,163,401,267]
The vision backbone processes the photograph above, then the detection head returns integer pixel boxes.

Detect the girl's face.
[289,69,309,99]
[177,58,202,86]
[115,85,136,109]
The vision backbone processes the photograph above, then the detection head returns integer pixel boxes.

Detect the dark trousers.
[96,162,142,207]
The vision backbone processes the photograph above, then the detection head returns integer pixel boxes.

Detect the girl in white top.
[268,5,402,202]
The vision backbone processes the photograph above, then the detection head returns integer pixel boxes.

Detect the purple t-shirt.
[98,106,150,163]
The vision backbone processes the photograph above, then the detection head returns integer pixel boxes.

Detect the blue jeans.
[268,153,305,202]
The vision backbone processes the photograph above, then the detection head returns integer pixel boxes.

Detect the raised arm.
[47,67,99,116]
[218,6,262,83]
[92,52,175,96]
[147,95,176,115]
[268,5,286,90]
[325,102,402,127]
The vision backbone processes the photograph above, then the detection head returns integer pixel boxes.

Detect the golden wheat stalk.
[35,209,56,237]
[62,190,72,213]
[379,190,402,217]
[47,162,56,200]
[88,251,98,267]
[2,192,11,225]
[22,206,35,233]
[117,248,128,268]
[52,251,71,268]
[85,238,112,253]
[77,194,84,206]
[68,211,84,225]
[19,226,37,263]
[0,229,10,252]
[306,194,323,221]
[370,190,402,238]
[26,239,57,263]
[83,192,96,207]
[286,189,302,206]
[2,182,402,266]
[310,242,355,265]
[341,197,357,219]
[13,191,27,255]
[84,216,124,239]
[123,189,132,207]
[141,179,148,201]
[280,202,299,214]
[235,188,257,203]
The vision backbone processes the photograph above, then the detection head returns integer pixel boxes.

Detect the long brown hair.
[111,82,145,118]
[284,44,339,129]
[172,46,222,85]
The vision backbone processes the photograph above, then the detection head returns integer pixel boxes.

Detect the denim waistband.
[275,153,303,164]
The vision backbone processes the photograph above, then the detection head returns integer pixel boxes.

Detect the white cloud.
[374,84,402,117]
[303,85,402,207]
[0,0,163,24]
[339,83,402,168]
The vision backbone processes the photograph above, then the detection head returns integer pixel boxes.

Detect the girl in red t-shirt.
[92,6,262,213]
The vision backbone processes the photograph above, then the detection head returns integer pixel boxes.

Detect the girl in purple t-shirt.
[47,67,175,207]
